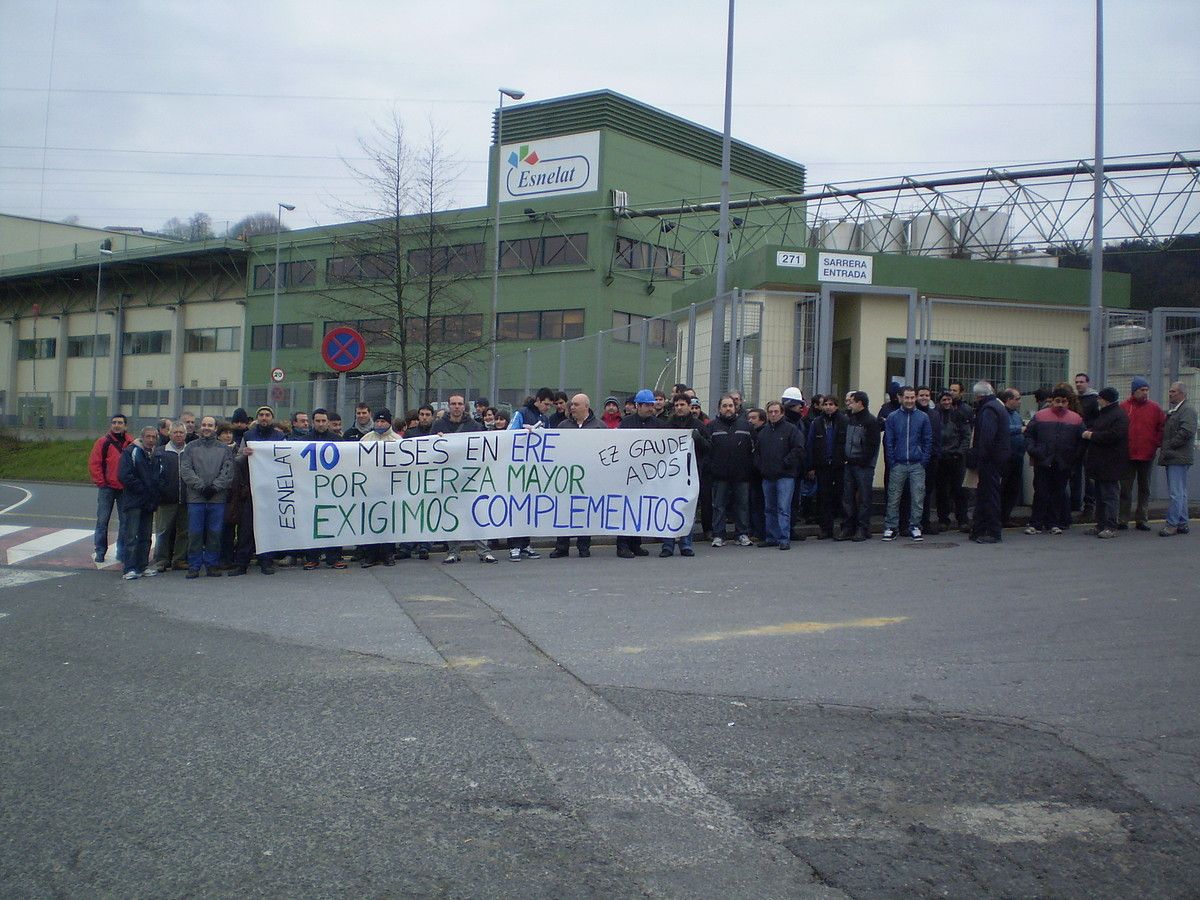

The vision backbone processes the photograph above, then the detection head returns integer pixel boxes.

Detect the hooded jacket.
[179,434,234,503]
[117,441,161,512]
[1120,395,1165,462]
[1025,406,1084,470]
[884,406,931,466]
[88,430,133,489]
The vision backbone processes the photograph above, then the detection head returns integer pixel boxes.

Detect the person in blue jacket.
[117,426,162,579]
[882,386,931,542]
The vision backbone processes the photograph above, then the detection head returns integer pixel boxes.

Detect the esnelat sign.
[501,131,600,201]
[247,429,697,552]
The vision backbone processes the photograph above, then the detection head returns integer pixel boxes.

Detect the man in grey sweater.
[179,415,234,577]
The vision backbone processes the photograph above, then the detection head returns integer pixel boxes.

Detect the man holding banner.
[435,395,497,565]
[616,389,670,559]
[549,393,605,559]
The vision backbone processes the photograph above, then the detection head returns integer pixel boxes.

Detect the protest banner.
[247,429,698,553]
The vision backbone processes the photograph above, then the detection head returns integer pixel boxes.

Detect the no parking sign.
[321,326,366,372]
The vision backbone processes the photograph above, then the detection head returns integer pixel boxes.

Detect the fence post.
[638,318,648,388]
[524,348,532,398]
[595,330,605,402]
[686,303,697,389]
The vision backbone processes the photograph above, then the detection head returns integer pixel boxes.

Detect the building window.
[324,319,392,346]
[403,314,483,344]
[117,389,170,408]
[500,234,589,271]
[17,338,56,360]
[67,335,111,358]
[327,253,399,283]
[500,238,538,271]
[185,327,241,352]
[611,311,673,348]
[495,308,585,341]
[254,260,317,290]
[250,322,313,351]
[614,236,684,279]
[886,340,1068,395]
[181,388,240,407]
[122,331,171,355]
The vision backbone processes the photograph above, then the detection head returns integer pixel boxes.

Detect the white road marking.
[0,484,33,516]
[0,525,30,539]
[0,569,71,589]
[7,529,93,565]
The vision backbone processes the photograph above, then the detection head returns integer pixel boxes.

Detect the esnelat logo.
[505,142,590,197]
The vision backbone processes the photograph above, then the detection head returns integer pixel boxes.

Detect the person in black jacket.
[549,393,606,558]
[839,391,881,541]
[806,395,847,539]
[617,390,668,558]
[706,394,755,546]
[116,427,161,579]
[659,394,711,557]
[755,401,805,550]
[151,422,190,572]
[1082,387,1129,538]
[935,390,972,531]
[969,382,1011,544]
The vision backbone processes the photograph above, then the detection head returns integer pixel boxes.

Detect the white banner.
[247,429,697,553]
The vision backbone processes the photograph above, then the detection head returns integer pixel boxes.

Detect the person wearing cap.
[1118,377,1165,531]
[229,407,252,447]
[601,397,622,429]
[616,390,669,558]
[1082,387,1129,538]
[1159,382,1195,536]
[242,406,285,445]
[1024,386,1084,535]
[357,409,400,567]
[780,388,811,540]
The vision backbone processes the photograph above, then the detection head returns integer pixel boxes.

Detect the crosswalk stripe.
[0,525,30,539]
[7,529,95,565]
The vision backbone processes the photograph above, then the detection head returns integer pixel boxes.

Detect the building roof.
[494,90,805,192]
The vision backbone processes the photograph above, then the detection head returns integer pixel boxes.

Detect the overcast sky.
[1,0,1196,234]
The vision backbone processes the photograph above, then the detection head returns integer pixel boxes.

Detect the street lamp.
[269,202,296,379]
[90,247,113,426]
[489,87,525,403]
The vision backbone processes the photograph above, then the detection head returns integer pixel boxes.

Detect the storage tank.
[1105,323,1153,377]
[860,216,907,253]
[908,213,958,256]
[816,219,859,251]
[960,207,1010,259]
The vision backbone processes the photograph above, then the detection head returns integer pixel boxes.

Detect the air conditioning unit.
[612,189,629,218]
[219,378,228,387]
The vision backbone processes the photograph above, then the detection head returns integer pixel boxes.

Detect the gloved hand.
[201,485,216,500]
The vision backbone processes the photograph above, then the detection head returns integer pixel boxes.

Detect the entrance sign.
[248,429,698,552]
[321,326,367,372]
[818,252,873,285]
[501,131,600,201]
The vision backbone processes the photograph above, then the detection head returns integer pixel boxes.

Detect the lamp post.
[90,247,113,426]
[269,202,295,379]
[489,87,525,403]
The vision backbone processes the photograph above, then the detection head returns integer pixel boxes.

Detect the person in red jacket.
[88,413,133,564]
[1119,377,1166,530]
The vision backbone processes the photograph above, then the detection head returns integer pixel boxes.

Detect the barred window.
[122,331,171,355]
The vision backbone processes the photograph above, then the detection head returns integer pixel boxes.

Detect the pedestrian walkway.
[0,525,108,569]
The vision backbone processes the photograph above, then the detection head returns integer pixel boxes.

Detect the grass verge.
[0,436,94,483]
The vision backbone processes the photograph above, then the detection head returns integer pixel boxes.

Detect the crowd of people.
[87,373,1195,578]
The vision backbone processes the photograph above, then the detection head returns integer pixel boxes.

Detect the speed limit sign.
[270,367,285,383]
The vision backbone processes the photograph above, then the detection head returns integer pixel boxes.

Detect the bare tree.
[319,112,487,405]
[161,212,215,241]
[230,212,289,240]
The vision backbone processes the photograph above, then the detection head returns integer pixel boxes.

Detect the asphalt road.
[1,479,1197,897]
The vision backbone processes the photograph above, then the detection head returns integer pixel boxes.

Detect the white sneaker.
[509,548,521,561]
[442,553,460,565]
[909,526,923,542]
[736,535,752,547]
[1049,526,1064,535]
[142,567,158,577]
[520,547,541,559]
[122,570,141,580]
[711,537,725,548]
[481,553,497,563]
[1024,526,1041,535]
[882,529,896,541]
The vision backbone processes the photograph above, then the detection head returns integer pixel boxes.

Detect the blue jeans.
[1165,464,1191,527]
[119,507,154,574]
[762,477,795,544]
[842,465,874,534]
[94,486,125,560]
[660,532,694,554]
[187,502,226,569]
[885,462,925,531]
